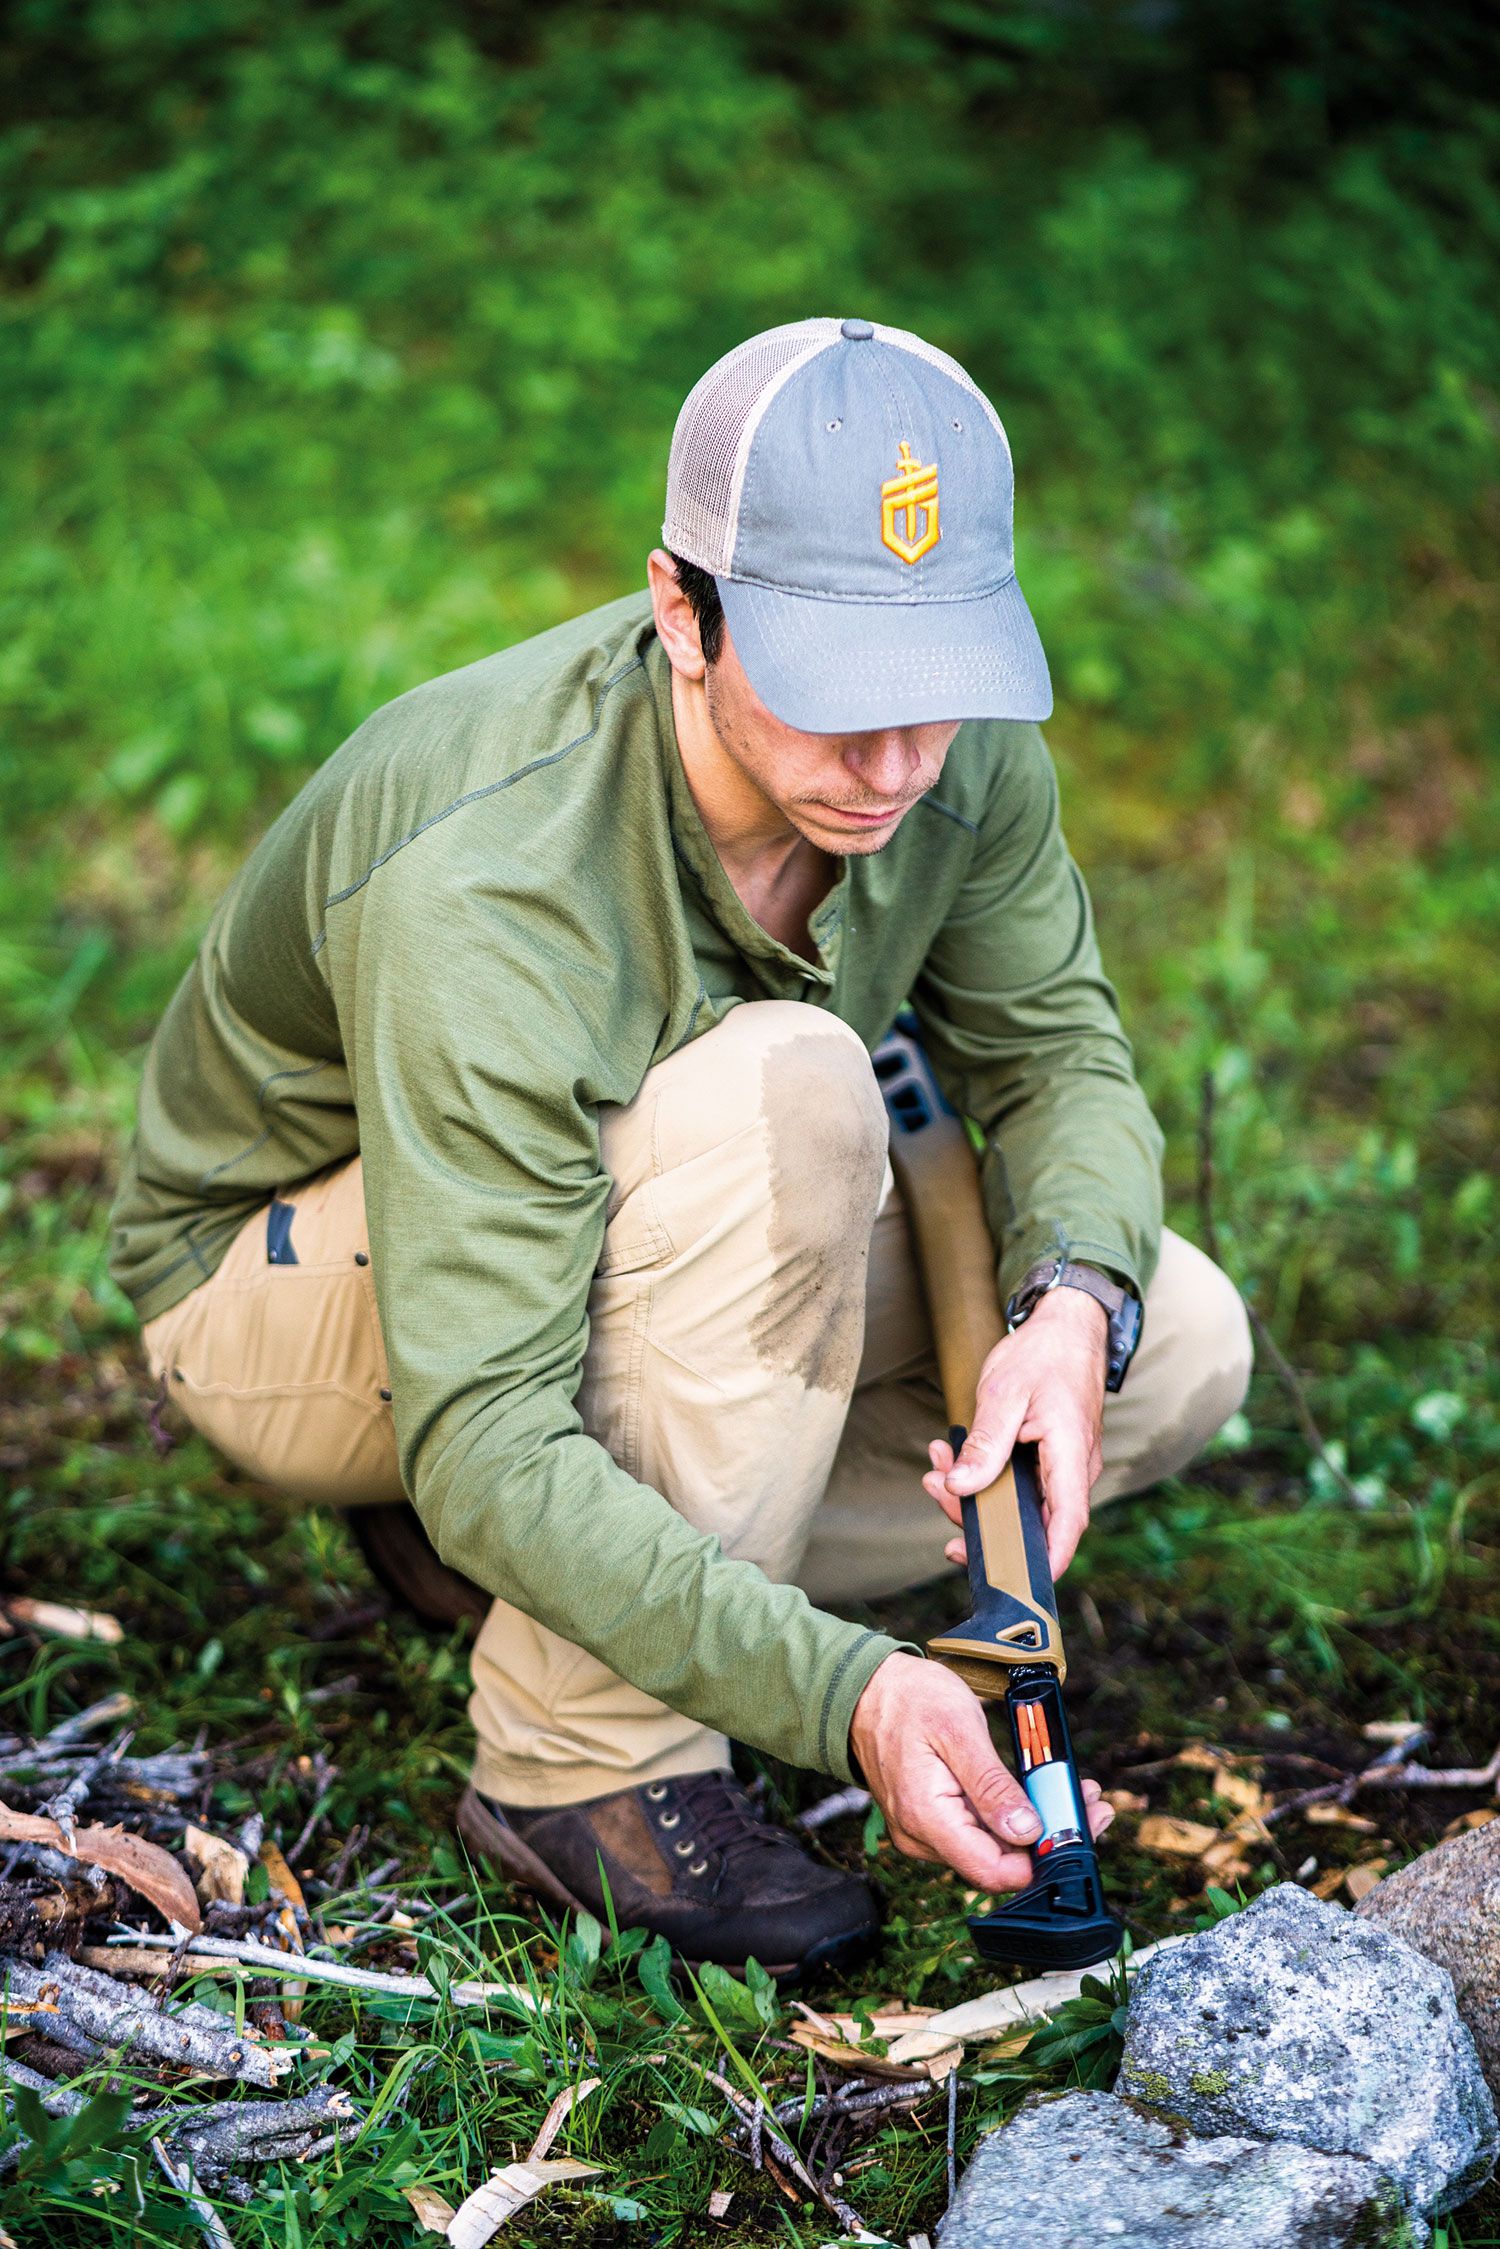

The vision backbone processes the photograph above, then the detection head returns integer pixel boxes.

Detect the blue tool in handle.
[874,1017,1126,1972]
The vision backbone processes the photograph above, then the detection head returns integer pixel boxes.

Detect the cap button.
[840,317,875,341]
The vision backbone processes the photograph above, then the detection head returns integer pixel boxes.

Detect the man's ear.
[647,549,707,683]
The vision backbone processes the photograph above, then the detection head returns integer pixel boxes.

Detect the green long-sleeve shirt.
[108,592,1164,1780]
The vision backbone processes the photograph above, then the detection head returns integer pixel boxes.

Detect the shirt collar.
[646,633,845,987]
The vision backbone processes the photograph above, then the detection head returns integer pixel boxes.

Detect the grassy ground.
[3,3,1500,2239]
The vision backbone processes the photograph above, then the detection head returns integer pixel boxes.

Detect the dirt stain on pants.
[748,1029,890,1397]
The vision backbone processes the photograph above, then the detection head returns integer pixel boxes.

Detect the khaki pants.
[143,1002,1253,1807]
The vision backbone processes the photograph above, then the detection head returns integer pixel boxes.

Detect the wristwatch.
[1005,1257,1143,1393]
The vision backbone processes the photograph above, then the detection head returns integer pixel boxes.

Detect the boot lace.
[660,1771,805,1876]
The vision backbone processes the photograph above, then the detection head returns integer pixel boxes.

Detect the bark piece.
[0,1798,199,1931]
[186,1829,249,1909]
[406,2187,458,2233]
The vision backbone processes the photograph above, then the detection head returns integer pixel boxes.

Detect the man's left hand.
[921,1289,1107,1579]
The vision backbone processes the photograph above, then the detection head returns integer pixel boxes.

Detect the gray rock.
[1357,1822,1500,2102]
[1118,1882,1499,2216]
[941,2090,1416,2248]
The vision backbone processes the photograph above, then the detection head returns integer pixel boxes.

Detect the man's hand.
[921,1286,1108,1580]
[850,1651,1113,1891]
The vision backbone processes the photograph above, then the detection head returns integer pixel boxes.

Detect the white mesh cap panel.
[871,322,1012,461]
[663,319,843,572]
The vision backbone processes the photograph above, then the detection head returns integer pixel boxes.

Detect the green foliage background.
[5,0,1497,1361]
[2,4,1499,2240]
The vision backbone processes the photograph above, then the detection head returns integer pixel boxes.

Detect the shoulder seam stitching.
[314,654,647,932]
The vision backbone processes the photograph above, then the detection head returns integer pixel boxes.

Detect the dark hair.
[667,550,725,666]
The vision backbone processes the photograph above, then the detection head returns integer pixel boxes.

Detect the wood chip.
[1103,1789,1149,1814]
[256,1839,308,2018]
[1304,1803,1380,1833]
[445,2158,601,2248]
[1174,1744,1231,1772]
[185,1825,249,1907]
[1442,1808,1498,1839]
[0,1799,200,1931]
[1199,1840,1253,1882]
[405,2187,458,2234]
[1138,1815,1220,1859]
[258,1839,306,1914]
[789,2005,952,2081]
[1310,1868,1347,1899]
[920,1938,1185,2045]
[528,2076,601,2162]
[708,2189,734,2218]
[0,1598,123,1644]
[1211,1772,1269,1817]
[1361,1719,1424,1744]
[1344,1862,1388,1902]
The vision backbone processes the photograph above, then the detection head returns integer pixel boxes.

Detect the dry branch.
[1265,1731,1499,1825]
[104,1930,541,2011]
[160,2087,359,2177]
[706,2068,866,2234]
[2,1954,290,2087]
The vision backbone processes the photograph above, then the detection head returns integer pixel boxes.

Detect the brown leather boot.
[457,1768,878,1977]
[346,1501,490,1629]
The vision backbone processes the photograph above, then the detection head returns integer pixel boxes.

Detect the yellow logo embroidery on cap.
[880,439,940,564]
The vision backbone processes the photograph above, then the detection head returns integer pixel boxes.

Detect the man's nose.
[845,731,922,797]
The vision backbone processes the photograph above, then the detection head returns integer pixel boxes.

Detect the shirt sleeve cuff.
[817,1628,921,1784]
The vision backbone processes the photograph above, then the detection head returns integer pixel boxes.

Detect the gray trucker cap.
[662,316,1051,733]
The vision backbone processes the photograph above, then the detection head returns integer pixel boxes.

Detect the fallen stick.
[706,2069,865,2234]
[796,1786,872,1833]
[104,1930,542,2012]
[160,2087,359,2176]
[0,1746,208,1801]
[1266,1733,1498,1825]
[0,2056,355,2178]
[41,1693,135,1748]
[767,2080,935,2130]
[2,1954,290,2088]
[151,2136,238,2249]
[0,2055,85,2116]
[81,1945,240,1983]
[38,1731,134,1841]
[0,1597,123,1645]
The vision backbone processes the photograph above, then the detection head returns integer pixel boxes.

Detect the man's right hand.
[849,1650,1113,1892]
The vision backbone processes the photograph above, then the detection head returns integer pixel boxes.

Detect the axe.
[875,1016,1125,1972]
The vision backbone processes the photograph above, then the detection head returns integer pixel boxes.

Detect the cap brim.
[716,573,1053,733]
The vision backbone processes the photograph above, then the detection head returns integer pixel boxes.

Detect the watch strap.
[1006,1258,1144,1393]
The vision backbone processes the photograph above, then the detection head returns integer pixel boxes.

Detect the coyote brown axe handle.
[875,1023,1066,1694]
[875,1017,1124,1969]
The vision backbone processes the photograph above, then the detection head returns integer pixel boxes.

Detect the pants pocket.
[146,1160,403,1507]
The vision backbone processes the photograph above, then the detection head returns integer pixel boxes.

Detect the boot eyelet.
[688,1859,708,1876]
[674,1838,695,1856]
[659,1809,681,1830]
[645,1784,667,1801]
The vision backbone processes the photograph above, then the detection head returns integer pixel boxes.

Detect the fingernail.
[1004,1809,1042,1842]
